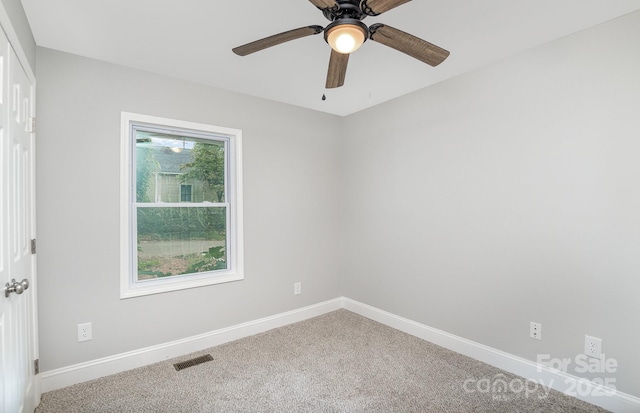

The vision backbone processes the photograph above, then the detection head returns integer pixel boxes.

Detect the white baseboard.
[40,298,342,393]
[40,296,640,413]
[342,297,640,413]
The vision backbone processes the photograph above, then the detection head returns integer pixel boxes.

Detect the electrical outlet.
[585,335,602,358]
[78,322,92,342]
[530,322,542,340]
[294,282,301,295]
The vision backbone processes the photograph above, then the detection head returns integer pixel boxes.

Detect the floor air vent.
[173,354,213,371]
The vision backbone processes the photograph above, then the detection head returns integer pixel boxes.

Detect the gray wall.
[36,47,342,371]
[0,0,35,70]
[341,11,640,397]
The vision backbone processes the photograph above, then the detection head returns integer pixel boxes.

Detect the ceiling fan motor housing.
[322,0,369,22]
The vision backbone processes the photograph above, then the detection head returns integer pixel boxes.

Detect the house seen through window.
[121,113,243,298]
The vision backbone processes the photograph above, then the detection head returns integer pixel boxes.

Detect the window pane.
[136,207,227,280]
[135,131,225,203]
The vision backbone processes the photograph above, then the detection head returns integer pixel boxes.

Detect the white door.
[0,28,39,413]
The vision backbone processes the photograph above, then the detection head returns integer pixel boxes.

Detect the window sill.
[120,271,244,299]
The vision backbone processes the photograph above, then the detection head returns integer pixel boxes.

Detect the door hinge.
[28,117,36,133]
[34,359,39,375]
[31,239,36,254]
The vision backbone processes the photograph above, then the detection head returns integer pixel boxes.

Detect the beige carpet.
[36,310,609,412]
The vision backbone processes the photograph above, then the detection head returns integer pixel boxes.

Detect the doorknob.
[4,278,29,298]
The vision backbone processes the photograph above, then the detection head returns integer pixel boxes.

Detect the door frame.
[0,4,36,84]
[0,1,40,408]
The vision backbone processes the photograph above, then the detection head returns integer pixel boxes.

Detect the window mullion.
[135,202,229,208]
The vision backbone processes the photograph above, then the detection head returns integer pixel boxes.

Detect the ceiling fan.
[232,0,450,89]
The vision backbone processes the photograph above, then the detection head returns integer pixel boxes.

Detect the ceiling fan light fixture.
[325,21,368,54]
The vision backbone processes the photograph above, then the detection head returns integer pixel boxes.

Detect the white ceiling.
[20,0,640,116]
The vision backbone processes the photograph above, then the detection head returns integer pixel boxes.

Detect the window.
[180,184,193,202]
[120,112,243,298]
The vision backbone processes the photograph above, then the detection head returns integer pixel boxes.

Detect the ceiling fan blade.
[361,0,411,15]
[326,49,349,89]
[369,23,449,66]
[308,0,337,10]
[233,25,324,56]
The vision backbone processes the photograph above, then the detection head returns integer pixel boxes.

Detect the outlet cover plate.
[78,322,92,342]
[530,322,542,340]
[585,335,602,358]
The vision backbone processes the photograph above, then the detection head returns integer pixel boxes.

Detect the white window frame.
[120,112,244,298]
